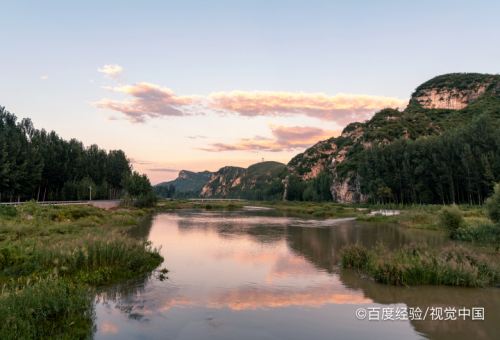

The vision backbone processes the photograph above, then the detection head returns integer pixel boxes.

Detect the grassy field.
[0,202,164,339]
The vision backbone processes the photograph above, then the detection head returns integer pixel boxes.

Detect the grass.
[340,243,499,287]
[256,201,367,218]
[0,202,164,339]
[0,277,93,339]
[157,199,246,211]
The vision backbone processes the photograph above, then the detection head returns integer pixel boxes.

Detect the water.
[94,209,500,339]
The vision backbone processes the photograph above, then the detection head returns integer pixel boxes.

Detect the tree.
[123,171,157,207]
[0,106,138,202]
[485,183,500,223]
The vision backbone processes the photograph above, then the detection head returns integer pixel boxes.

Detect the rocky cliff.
[200,166,246,197]
[287,73,500,203]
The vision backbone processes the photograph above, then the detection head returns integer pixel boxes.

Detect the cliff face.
[286,73,500,203]
[413,86,487,110]
[200,161,286,198]
[200,166,245,197]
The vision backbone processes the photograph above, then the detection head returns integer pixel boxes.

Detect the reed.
[340,243,499,287]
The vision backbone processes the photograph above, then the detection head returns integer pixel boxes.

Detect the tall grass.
[0,277,93,339]
[340,243,499,287]
[1,237,163,285]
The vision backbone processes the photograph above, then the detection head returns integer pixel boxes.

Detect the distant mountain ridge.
[155,170,213,198]
[155,161,286,199]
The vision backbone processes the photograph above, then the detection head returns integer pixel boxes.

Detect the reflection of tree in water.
[126,214,154,240]
[285,221,449,273]
[96,273,164,323]
[339,269,500,340]
[101,214,162,322]
[284,220,498,340]
[175,212,287,244]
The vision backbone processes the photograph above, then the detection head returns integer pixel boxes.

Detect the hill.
[200,161,286,199]
[287,73,500,203]
[155,170,213,198]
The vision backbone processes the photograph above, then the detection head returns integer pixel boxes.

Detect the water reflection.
[95,210,499,340]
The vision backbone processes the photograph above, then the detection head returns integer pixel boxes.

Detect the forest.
[0,106,143,202]
[357,114,500,204]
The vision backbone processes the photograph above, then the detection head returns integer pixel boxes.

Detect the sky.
[1,0,499,184]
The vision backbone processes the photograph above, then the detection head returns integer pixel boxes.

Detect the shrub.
[134,192,157,208]
[452,223,500,243]
[439,206,465,232]
[485,183,500,223]
[340,244,372,270]
[0,205,17,218]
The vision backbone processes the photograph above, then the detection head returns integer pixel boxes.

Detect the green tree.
[123,171,157,207]
[485,183,500,223]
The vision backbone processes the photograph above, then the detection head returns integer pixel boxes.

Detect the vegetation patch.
[0,277,93,339]
[340,244,499,287]
[0,203,164,338]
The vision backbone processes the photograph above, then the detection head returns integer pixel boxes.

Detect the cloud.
[40,75,48,80]
[209,91,407,125]
[97,64,123,78]
[147,168,179,172]
[201,125,339,152]
[95,81,407,125]
[187,135,208,140]
[130,158,153,165]
[94,82,198,122]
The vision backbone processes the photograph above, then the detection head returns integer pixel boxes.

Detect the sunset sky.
[1,0,499,183]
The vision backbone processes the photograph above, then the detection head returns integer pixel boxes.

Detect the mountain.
[156,73,500,204]
[200,161,286,199]
[155,170,213,198]
[287,73,500,203]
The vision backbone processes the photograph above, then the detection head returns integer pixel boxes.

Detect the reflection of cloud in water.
[100,321,119,334]
[157,284,371,312]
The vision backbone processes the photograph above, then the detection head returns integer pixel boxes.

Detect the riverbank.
[0,203,164,338]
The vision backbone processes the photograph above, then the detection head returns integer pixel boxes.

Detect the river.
[93,209,500,339]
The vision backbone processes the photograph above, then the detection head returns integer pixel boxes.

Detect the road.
[0,200,121,210]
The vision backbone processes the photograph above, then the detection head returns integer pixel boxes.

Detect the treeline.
[0,107,133,202]
[358,114,500,204]
[285,172,333,201]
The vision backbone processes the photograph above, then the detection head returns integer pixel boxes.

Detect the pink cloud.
[209,91,407,125]
[201,125,340,152]
[95,82,407,125]
[94,82,198,122]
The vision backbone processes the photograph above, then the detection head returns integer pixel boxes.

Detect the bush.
[439,206,465,231]
[0,205,17,218]
[452,223,500,243]
[340,244,372,270]
[485,183,500,223]
[134,192,157,208]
